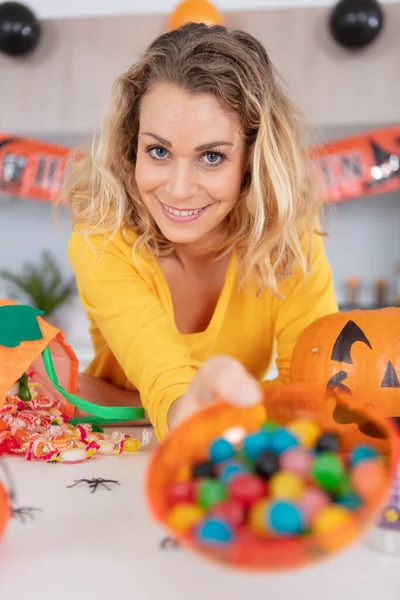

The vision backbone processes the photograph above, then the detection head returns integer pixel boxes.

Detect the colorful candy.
[298,488,330,526]
[270,428,299,455]
[248,498,270,537]
[196,517,234,545]
[269,471,305,500]
[268,500,304,536]
[351,460,386,497]
[311,453,347,493]
[165,482,195,508]
[0,372,152,463]
[218,460,249,484]
[167,503,204,533]
[229,474,268,508]
[254,450,280,479]
[287,419,320,449]
[311,505,353,536]
[161,416,387,550]
[192,461,216,480]
[350,444,379,466]
[197,479,227,510]
[210,500,246,527]
[243,431,272,461]
[209,438,235,463]
[315,432,341,454]
[280,448,313,478]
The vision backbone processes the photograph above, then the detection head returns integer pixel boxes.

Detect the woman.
[66,23,338,439]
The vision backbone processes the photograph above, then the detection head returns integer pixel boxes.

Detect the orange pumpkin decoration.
[0,299,78,417]
[0,482,11,542]
[290,308,400,419]
[147,384,398,571]
[168,0,223,31]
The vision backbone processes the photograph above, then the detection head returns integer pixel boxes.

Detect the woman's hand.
[168,355,262,430]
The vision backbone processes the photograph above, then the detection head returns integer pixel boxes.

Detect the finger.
[189,355,262,408]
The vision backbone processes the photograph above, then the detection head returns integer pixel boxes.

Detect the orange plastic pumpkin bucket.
[0,299,78,417]
[0,483,11,543]
[146,384,398,571]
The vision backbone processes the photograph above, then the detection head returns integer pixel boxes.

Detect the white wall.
[24,0,400,20]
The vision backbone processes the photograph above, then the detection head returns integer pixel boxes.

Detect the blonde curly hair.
[65,23,324,294]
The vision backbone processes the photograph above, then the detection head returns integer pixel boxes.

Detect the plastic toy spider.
[67,478,120,493]
[1,461,41,524]
[12,506,41,522]
[160,536,179,550]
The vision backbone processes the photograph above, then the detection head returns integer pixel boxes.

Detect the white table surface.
[0,426,399,600]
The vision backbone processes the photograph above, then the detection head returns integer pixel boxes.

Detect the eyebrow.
[142,132,234,152]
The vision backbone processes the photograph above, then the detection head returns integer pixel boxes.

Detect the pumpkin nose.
[381,361,400,388]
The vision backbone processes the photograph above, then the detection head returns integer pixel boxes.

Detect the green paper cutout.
[0,304,45,348]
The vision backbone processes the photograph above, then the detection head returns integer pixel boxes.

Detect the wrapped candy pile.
[0,373,151,463]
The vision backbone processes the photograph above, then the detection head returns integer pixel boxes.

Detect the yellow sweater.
[68,229,338,439]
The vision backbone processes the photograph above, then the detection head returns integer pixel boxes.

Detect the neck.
[174,223,228,268]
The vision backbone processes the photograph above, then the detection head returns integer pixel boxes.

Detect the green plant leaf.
[0,251,76,316]
[0,305,45,348]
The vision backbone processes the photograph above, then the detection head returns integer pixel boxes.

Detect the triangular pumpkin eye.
[381,361,400,388]
[331,321,372,364]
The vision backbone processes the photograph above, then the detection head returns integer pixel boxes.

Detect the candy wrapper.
[0,373,152,464]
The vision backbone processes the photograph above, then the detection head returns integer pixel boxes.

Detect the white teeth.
[163,205,203,217]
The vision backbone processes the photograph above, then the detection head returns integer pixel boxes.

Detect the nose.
[166,160,197,204]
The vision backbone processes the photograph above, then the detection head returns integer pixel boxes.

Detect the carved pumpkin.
[147,384,397,571]
[290,308,400,418]
[0,299,78,416]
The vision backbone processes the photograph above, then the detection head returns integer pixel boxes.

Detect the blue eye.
[148,146,169,160]
[202,151,225,166]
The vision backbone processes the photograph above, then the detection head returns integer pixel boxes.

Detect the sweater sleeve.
[269,233,338,385]
[68,231,200,440]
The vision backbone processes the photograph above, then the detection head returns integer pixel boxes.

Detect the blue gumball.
[267,501,304,536]
[209,438,235,464]
[196,517,234,545]
[271,428,299,455]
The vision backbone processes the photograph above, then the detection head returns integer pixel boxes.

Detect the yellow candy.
[247,499,270,537]
[175,464,192,483]
[287,419,320,449]
[166,503,204,533]
[312,505,353,535]
[269,471,304,500]
[123,438,141,452]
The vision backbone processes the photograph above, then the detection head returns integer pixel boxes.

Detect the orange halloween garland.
[0,126,399,204]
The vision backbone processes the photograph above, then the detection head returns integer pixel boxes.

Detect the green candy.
[260,422,280,433]
[311,452,347,493]
[197,479,227,510]
[19,386,32,401]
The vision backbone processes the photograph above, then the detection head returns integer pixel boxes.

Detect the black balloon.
[329,0,384,50]
[0,2,41,57]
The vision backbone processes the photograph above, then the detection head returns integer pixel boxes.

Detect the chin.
[157,225,206,245]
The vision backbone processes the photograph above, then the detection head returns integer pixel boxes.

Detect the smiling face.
[290,309,400,418]
[135,82,248,251]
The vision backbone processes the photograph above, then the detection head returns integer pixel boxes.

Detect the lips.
[159,200,211,223]
[162,202,209,217]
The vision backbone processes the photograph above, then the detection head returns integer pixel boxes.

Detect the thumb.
[187,355,262,408]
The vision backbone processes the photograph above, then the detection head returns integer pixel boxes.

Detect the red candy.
[351,460,386,498]
[210,499,246,527]
[165,481,196,508]
[229,474,268,508]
